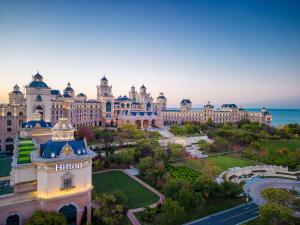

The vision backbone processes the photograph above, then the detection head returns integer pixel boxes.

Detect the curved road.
[245,178,300,205]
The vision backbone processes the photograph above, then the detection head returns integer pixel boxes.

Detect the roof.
[21,120,52,128]
[33,72,43,80]
[116,95,130,101]
[181,99,191,104]
[28,80,49,88]
[40,140,87,158]
[101,76,108,81]
[141,84,146,89]
[221,104,237,108]
[63,82,74,93]
[51,90,61,95]
[63,93,72,98]
[77,93,86,97]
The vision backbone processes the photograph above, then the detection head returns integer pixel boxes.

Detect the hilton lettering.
[55,162,83,171]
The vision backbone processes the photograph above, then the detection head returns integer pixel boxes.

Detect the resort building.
[162,100,272,125]
[0,117,96,225]
[97,76,165,128]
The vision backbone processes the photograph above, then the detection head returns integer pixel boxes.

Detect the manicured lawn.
[208,155,254,172]
[259,139,300,153]
[92,171,159,209]
[0,158,12,177]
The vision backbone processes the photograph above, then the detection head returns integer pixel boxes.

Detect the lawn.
[17,138,36,164]
[92,171,159,209]
[208,155,255,172]
[259,139,300,153]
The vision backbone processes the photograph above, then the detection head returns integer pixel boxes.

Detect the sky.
[0,0,299,108]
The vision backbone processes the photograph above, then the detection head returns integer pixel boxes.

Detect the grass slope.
[208,155,254,172]
[92,171,159,209]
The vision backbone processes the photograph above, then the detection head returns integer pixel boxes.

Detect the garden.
[166,164,200,182]
[92,171,159,209]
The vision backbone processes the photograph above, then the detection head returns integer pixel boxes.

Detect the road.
[184,203,259,225]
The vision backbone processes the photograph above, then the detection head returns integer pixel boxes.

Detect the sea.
[167,108,300,127]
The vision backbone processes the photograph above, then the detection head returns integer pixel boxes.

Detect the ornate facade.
[162,100,272,125]
[97,76,166,128]
[0,117,96,225]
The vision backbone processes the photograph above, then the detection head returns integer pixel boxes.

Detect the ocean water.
[247,109,300,126]
[167,108,300,126]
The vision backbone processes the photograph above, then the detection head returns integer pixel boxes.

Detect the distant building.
[97,76,165,128]
[162,100,272,125]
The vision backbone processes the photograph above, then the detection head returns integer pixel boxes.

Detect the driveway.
[244,178,300,205]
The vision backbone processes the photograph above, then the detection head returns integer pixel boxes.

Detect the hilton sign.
[55,162,83,171]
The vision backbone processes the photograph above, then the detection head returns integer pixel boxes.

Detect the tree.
[93,192,127,225]
[26,210,67,225]
[193,176,220,200]
[76,127,95,142]
[156,199,186,225]
[167,143,184,161]
[138,157,155,175]
[219,181,242,198]
[260,203,293,225]
[261,188,292,206]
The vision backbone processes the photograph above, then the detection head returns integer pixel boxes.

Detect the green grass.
[208,156,255,172]
[17,138,36,164]
[259,139,300,153]
[0,158,12,177]
[92,171,159,209]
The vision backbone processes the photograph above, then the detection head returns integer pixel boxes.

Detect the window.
[7,120,12,126]
[7,112,12,116]
[7,128,12,132]
[106,101,112,112]
[63,178,72,189]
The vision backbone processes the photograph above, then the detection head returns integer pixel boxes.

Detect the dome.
[52,118,75,131]
[40,140,87,158]
[63,82,74,93]
[77,92,86,97]
[28,81,48,88]
[101,76,108,81]
[181,99,191,104]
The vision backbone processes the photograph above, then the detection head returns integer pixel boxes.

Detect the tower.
[156,92,167,111]
[25,72,51,122]
[180,99,192,112]
[63,82,75,98]
[9,84,25,105]
[97,76,115,126]
[129,85,137,102]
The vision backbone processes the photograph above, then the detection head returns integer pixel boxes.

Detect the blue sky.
[0,0,299,108]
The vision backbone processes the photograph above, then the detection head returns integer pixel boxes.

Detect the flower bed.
[166,164,200,182]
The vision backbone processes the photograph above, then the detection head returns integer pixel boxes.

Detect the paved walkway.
[93,169,165,225]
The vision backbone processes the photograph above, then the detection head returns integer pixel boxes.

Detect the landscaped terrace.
[17,138,36,164]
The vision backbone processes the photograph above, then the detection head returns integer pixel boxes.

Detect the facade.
[0,86,26,153]
[97,76,166,128]
[162,100,272,125]
[0,117,96,225]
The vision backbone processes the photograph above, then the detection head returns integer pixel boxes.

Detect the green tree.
[26,210,67,225]
[261,188,292,206]
[157,198,186,225]
[260,203,294,225]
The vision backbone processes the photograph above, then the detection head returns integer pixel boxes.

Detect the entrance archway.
[59,204,77,225]
[6,214,19,225]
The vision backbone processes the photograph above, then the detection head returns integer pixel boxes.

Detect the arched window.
[35,95,42,101]
[19,112,23,116]
[6,138,13,143]
[6,214,19,225]
[106,101,111,112]
[127,103,130,108]
[121,103,125,108]
[146,102,151,111]
[59,204,77,225]
[7,112,12,116]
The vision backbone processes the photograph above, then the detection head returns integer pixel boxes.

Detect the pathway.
[93,169,165,225]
